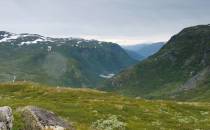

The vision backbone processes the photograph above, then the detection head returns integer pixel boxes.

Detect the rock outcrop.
[0,106,13,130]
[182,67,210,90]
[22,106,75,130]
[0,122,7,130]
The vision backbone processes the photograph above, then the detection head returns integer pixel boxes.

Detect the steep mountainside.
[107,25,210,100]
[122,42,164,60]
[0,31,136,87]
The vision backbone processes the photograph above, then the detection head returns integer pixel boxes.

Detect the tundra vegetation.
[0,83,210,130]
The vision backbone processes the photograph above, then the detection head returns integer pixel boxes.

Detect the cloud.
[0,0,210,45]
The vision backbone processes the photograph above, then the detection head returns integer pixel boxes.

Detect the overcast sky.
[0,0,210,45]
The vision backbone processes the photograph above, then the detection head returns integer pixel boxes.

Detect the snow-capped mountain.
[0,31,52,44]
[0,31,136,87]
[0,31,110,47]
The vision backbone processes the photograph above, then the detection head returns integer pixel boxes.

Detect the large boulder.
[0,122,7,130]
[22,106,75,130]
[0,106,13,130]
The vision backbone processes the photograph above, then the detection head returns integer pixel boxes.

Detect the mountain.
[124,49,144,60]
[2,82,210,130]
[122,42,164,60]
[0,31,136,87]
[106,25,210,100]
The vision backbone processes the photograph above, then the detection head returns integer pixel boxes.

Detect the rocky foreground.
[0,106,13,130]
[0,106,75,130]
[0,83,210,129]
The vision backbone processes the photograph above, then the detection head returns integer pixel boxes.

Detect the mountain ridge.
[106,24,210,100]
[122,42,165,60]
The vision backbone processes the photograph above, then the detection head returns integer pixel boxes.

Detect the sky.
[0,0,210,45]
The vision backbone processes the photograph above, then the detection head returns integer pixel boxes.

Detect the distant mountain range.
[122,42,165,60]
[105,25,210,100]
[0,31,137,87]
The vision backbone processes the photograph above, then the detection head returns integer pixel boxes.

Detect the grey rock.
[182,67,210,90]
[22,106,75,130]
[0,122,7,130]
[0,106,13,130]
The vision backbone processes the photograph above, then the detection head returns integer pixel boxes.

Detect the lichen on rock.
[0,106,13,130]
[0,122,7,130]
[22,106,75,130]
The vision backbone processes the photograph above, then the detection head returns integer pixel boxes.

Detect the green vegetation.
[0,82,210,130]
[107,25,210,100]
[1,25,210,130]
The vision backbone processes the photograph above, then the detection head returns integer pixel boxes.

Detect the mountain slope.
[122,42,164,60]
[0,31,136,87]
[137,42,165,57]
[1,82,210,130]
[107,25,210,100]
[124,49,144,60]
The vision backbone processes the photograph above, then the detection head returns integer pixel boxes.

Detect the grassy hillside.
[1,82,210,130]
[107,25,210,100]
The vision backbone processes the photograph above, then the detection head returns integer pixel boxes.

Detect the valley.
[1,25,210,130]
[122,42,164,60]
[1,0,210,129]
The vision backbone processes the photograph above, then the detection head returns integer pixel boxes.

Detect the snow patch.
[0,34,20,42]
[20,38,44,45]
[20,37,53,45]
[0,32,54,45]
[99,73,115,79]
[47,46,52,52]
[98,41,103,44]
[77,41,82,44]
